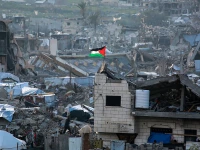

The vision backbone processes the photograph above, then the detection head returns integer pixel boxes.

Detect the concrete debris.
[0,72,94,149]
[79,125,92,136]
[1,3,200,149]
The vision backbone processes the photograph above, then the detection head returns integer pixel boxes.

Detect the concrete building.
[94,71,200,149]
[101,0,118,5]
[84,0,118,5]
[141,0,198,15]
[62,18,83,35]
[2,0,25,2]
[94,73,135,146]
[0,21,9,72]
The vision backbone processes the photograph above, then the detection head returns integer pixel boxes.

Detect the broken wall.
[62,19,83,35]
[134,117,200,145]
[94,74,135,134]
[38,39,50,52]
[50,38,57,56]
[96,133,119,148]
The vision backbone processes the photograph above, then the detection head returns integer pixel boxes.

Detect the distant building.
[2,0,25,2]
[35,0,55,5]
[140,0,198,15]
[62,18,83,35]
[0,21,9,72]
[35,0,46,4]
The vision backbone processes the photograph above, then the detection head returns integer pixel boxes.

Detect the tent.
[0,82,29,99]
[0,130,26,150]
[69,105,91,113]
[0,104,15,122]
[0,72,20,83]
[21,87,44,96]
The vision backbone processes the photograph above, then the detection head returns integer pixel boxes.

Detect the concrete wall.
[93,74,200,147]
[94,73,134,134]
[44,134,69,150]
[96,133,119,148]
[50,39,57,56]
[101,0,118,4]
[62,19,83,35]
[135,117,200,145]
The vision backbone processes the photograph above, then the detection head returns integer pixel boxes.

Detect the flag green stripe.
[89,53,104,57]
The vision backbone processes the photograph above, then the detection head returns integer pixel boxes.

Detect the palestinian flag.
[89,46,106,58]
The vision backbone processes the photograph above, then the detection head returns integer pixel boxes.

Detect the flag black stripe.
[90,46,105,52]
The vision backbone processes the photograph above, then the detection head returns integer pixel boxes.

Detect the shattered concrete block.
[7,124,20,130]
[40,122,48,129]
[57,106,65,114]
[24,118,37,125]
[37,115,45,121]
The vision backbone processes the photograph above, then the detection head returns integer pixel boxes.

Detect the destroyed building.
[0,20,33,75]
[93,64,200,149]
[62,18,84,35]
[141,0,198,15]
[3,1,200,149]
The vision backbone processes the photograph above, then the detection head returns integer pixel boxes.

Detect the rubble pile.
[149,90,181,112]
[1,2,200,149]
[0,70,95,149]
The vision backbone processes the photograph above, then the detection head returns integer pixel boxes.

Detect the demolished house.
[29,52,133,78]
[0,20,35,75]
[0,73,94,149]
[141,0,198,16]
[93,63,200,149]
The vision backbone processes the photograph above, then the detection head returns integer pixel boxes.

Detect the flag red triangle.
[99,46,106,56]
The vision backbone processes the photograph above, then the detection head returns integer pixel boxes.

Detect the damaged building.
[0,20,27,74]
[0,20,36,75]
[93,64,200,149]
[141,0,198,15]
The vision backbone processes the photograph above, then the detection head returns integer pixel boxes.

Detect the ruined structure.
[93,65,200,149]
[0,20,35,75]
[141,0,198,15]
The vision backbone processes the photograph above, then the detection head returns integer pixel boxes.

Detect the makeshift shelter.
[21,87,44,96]
[0,72,20,83]
[0,104,15,122]
[0,130,26,150]
[0,82,29,99]
[67,105,92,122]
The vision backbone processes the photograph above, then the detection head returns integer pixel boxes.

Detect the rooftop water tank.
[195,60,200,72]
[135,90,150,109]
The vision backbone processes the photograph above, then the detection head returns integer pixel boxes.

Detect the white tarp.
[0,82,28,89]
[0,104,15,122]
[69,104,93,116]
[12,82,29,97]
[39,39,49,46]
[0,73,19,83]
[44,94,56,107]
[0,82,29,98]
[21,87,44,96]
[0,130,26,150]
[69,105,90,113]
[45,76,94,87]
